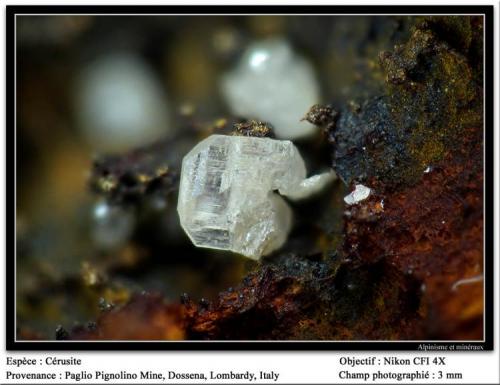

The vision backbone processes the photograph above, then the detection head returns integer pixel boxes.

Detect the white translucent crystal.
[221,39,320,139]
[76,52,171,152]
[344,184,372,205]
[286,171,337,200]
[177,135,335,260]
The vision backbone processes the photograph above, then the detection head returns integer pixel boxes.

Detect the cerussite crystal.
[221,39,319,139]
[177,135,335,260]
[344,184,372,205]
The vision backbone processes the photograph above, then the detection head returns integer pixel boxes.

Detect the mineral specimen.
[221,39,320,139]
[177,135,335,259]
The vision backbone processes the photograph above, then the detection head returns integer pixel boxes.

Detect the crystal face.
[177,135,334,260]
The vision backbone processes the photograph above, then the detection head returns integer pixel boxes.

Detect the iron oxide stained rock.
[177,135,335,260]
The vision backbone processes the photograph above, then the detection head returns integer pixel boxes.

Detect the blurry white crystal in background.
[221,39,320,140]
[344,184,372,205]
[91,201,135,250]
[76,52,171,152]
[177,135,335,260]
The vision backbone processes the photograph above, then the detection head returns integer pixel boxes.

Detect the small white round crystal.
[221,39,320,139]
[344,184,372,205]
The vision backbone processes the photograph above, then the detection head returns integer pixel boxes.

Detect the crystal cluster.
[177,135,335,260]
[221,39,320,139]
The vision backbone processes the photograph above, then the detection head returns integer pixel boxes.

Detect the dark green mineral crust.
[326,17,483,189]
